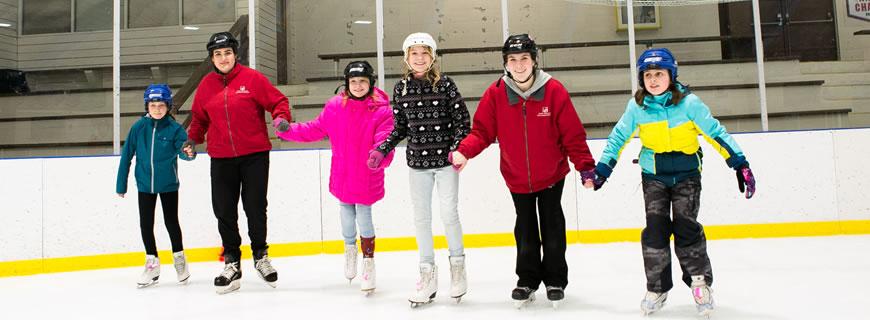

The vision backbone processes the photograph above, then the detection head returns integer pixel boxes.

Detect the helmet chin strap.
[505,64,536,85]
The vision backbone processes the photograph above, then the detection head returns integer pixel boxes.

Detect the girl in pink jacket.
[276,61,394,295]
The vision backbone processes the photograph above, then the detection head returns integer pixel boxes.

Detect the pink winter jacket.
[277,87,395,206]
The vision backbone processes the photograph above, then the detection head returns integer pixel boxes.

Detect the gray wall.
[286,0,722,82]
[0,0,17,69]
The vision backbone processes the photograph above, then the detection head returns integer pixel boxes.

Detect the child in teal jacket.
[116,84,194,288]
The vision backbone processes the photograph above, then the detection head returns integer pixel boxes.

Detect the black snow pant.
[210,151,270,262]
[641,176,712,293]
[138,191,183,256]
[510,179,568,290]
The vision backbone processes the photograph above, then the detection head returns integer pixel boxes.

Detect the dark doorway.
[719,0,837,61]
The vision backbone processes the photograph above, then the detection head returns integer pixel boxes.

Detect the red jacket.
[188,64,291,158]
[457,77,594,194]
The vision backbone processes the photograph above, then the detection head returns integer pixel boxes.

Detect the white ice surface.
[2,235,868,319]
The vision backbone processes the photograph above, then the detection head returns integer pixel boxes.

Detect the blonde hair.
[402,46,441,86]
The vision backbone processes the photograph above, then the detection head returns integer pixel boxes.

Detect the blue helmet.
[143,84,172,109]
[637,48,678,84]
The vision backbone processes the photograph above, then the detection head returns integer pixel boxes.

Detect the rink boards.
[1,128,869,276]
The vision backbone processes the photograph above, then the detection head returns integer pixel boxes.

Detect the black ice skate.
[512,287,536,309]
[546,286,564,309]
[254,255,278,288]
[214,261,241,294]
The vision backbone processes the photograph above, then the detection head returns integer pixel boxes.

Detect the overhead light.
[353,20,372,25]
[183,26,200,30]
[0,23,11,28]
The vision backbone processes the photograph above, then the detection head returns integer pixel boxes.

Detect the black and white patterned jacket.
[377,75,471,169]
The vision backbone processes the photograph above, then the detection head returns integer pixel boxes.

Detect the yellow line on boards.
[1,220,868,278]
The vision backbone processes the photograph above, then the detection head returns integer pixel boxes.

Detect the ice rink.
[2,235,868,319]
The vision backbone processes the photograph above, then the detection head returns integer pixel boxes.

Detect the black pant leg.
[239,151,270,259]
[537,179,568,289]
[137,192,159,256]
[211,157,242,262]
[510,191,543,290]
[671,176,713,287]
[641,178,675,293]
[159,191,184,253]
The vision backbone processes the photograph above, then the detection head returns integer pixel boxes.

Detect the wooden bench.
[855,30,870,35]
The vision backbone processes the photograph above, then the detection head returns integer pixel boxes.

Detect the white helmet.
[402,32,437,58]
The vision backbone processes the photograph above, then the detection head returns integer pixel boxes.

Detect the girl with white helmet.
[371,32,471,307]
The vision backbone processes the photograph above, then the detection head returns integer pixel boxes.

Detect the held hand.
[580,169,607,191]
[736,166,756,199]
[448,151,467,172]
[367,150,385,170]
[273,118,290,133]
[181,140,196,158]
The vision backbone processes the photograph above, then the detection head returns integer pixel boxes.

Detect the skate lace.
[450,263,465,284]
[173,256,186,274]
[220,263,239,279]
[416,269,431,290]
[255,256,276,275]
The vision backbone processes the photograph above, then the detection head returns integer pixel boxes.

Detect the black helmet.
[341,60,376,99]
[206,32,239,54]
[502,34,538,63]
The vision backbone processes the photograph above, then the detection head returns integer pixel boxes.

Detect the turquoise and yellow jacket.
[596,84,747,186]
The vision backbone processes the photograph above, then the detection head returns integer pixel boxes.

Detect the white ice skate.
[449,255,467,303]
[691,276,714,318]
[136,255,160,288]
[173,251,190,284]
[512,287,536,309]
[360,257,375,296]
[640,291,668,315]
[409,263,437,308]
[344,243,358,283]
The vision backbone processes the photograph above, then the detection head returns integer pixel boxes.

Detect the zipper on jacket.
[223,76,238,157]
[150,121,157,194]
[522,100,533,193]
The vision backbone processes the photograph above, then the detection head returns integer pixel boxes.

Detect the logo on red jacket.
[236,85,250,94]
[537,106,551,117]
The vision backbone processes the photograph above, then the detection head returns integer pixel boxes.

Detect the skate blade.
[178,274,191,285]
[362,288,375,296]
[513,295,535,309]
[551,300,561,309]
[451,292,466,304]
[697,305,714,318]
[136,280,158,289]
[215,280,241,294]
[409,300,434,308]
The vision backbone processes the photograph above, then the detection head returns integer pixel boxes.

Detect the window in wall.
[22,0,72,35]
[183,0,235,25]
[75,0,113,32]
[128,0,179,28]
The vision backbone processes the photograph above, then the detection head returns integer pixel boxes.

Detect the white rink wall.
[1,128,870,263]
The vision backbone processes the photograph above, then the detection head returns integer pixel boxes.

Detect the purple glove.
[272,118,290,133]
[580,169,607,191]
[736,166,756,199]
[367,150,385,170]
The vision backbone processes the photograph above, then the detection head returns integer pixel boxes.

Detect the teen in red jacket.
[451,34,594,306]
[184,32,290,294]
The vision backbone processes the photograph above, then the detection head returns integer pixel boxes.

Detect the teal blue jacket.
[597,85,747,186]
[116,115,194,194]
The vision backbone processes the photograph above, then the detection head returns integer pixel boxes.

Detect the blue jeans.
[339,202,374,245]
[409,167,465,264]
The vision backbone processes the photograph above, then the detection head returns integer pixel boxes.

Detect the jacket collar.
[503,69,551,105]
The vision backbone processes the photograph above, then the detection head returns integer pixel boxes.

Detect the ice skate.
[409,263,437,308]
[136,255,160,288]
[546,286,564,309]
[691,276,714,318]
[344,243,358,284]
[512,287,536,309]
[449,255,467,303]
[173,251,190,284]
[214,261,241,294]
[640,291,668,315]
[360,257,375,296]
[254,255,278,288]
